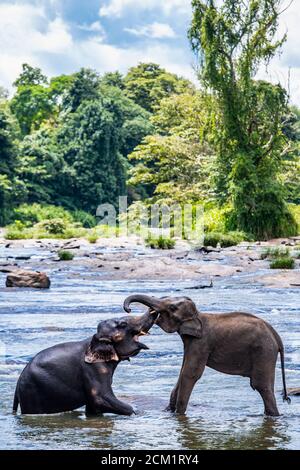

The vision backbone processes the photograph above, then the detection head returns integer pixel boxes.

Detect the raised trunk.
[123,295,162,313]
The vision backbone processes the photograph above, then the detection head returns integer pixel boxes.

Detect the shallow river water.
[0,244,299,450]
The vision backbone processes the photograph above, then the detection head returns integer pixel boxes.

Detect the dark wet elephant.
[123,295,291,416]
[13,310,156,416]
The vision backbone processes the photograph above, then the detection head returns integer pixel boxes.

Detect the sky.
[0,0,300,105]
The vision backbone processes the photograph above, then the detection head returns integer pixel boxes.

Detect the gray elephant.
[123,294,291,416]
[13,309,156,416]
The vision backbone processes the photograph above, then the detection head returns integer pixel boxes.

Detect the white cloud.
[99,0,191,18]
[125,22,176,39]
[0,2,195,94]
[78,21,105,33]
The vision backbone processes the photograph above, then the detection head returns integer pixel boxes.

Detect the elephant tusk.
[139,330,149,336]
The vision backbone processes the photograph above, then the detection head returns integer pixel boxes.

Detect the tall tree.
[124,63,194,112]
[0,109,23,224]
[189,0,297,238]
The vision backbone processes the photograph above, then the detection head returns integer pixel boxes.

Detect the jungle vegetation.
[0,0,299,240]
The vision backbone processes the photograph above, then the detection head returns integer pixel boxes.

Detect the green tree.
[124,63,195,112]
[57,99,126,212]
[0,109,23,224]
[10,85,54,135]
[128,91,214,205]
[62,68,100,112]
[189,0,298,239]
[13,64,48,87]
[17,127,68,206]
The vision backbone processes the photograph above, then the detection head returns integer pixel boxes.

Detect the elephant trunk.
[123,295,162,314]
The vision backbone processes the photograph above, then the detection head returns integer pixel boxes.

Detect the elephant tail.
[279,346,291,404]
[13,387,19,413]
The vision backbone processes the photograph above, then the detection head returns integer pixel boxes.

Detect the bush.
[38,218,67,235]
[203,231,247,248]
[261,247,290,260]
[288,204,300,234]
[87,232,98,244]
[270,257,295,269]
[13,204,73,226]
[204,205,231,233]
[72,210,97,228]
[145,235,175,249]
[58,250,74,261]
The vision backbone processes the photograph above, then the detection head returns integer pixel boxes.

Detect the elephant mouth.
[118,332,149,360]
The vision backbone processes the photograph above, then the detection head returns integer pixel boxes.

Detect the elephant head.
[123,295,202,338]
[85,309,157,364]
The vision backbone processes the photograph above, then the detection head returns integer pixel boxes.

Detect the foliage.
[37,218,67,235]
[87,231,98,244]
[58,250,74,261]
[57,99,126,212]
[72,210,97,228]
[145,235,176,249]
[270,257,295,269]
[128,91,215,205]
[189,0,297,239]
[203,205,231,233]
[0,109,23,225]
[261,247,290,260]
[13,204,73,226]
[124,63,194,112]
[203,231,248,248]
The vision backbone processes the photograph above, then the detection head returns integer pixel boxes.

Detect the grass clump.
[203,231,248,248]
[261,247,290,260]
[270,257,295,269]
[58,250,74,261]
[145,235,175,250]
[87,232,98,244]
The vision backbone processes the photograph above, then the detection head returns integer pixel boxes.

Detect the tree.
[62,68,100,112]
[13,64,48,87]
[189,0,298,239]
[10,85,54,135]
[57,99,126,212]
[128,91,214,205]
[17,127,68,206]
[124,63,195,112]
[0,109,23,224]
[0,86,9,103]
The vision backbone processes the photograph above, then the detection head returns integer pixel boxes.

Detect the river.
[0,243,299,449]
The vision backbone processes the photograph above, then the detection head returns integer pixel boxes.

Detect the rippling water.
[0,244,299,450]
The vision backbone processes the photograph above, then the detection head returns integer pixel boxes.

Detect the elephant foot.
[164,404,176,412]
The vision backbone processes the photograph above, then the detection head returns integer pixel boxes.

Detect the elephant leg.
[257,388,279,416]
[166,356,186,412]
[251,366,279,417]
[175,360,206,415]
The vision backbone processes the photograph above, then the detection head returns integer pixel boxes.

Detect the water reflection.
[175,415,290,450]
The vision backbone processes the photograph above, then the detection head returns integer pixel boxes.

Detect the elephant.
[123,294,291,417]
[13,309,156,416]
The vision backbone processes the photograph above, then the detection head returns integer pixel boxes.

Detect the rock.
[6,270,50,289]
[287,388,300,396]
[196,246,220,254]
[189,280,213,289]
[0,265,18,273]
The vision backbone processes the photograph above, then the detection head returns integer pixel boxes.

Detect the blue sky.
[0,0,300,105]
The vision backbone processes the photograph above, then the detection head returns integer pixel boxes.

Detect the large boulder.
[6,270,50,289]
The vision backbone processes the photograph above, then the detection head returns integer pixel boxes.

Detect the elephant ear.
[179,318,202,338]
[85,335,119,363]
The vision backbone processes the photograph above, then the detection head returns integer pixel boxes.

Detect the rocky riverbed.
[0,235,299,289]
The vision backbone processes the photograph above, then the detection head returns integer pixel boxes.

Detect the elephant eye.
[119,322,127,328]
